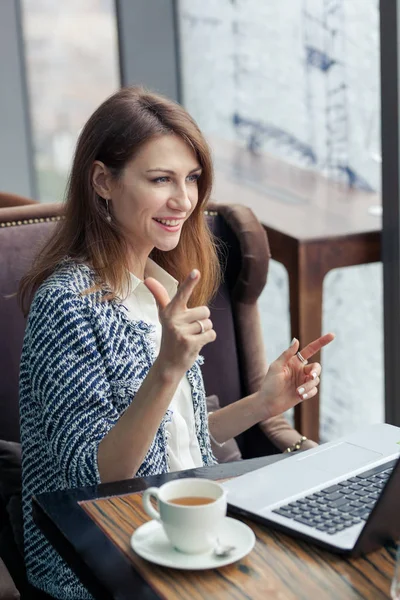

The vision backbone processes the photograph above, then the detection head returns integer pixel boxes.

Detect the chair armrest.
[0,558,20,600]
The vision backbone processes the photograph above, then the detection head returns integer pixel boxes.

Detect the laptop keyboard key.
[312,515,324,523]
[337,487,352,495]
[348,483,363,491]
[354,489,370,497]
[373,481,386,490]
[329,497,349,508]
[350,500,365,509]
[359,510,371,521]
[344,493,360,502]
[358,481,375,489]
[325,492,344,502]
[308,494,322,502]
[368,490,380,498]
[349,508,371,519]
[356,494,373,503]
[323,484,342,494]
[338,504,353,513]
[272,508,291,517]
[290,508,302,515]
[341,514,354,522]
[316,497,329,505]
[293,516,315,527]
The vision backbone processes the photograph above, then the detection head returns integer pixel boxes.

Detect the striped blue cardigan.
[19,260,216,600]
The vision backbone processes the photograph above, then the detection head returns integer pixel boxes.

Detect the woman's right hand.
[144,269,216,376]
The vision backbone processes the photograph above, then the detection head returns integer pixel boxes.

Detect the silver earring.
[106,198,112,223]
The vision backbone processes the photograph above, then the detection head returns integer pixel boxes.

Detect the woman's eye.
[187,173,200,183]
[152,173,201,184]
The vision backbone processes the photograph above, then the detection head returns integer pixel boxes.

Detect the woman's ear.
[92,161,113,199]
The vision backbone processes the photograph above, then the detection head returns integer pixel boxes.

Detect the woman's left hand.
[257,334,335,420]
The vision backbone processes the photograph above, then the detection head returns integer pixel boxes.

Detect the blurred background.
[0,0,386,441]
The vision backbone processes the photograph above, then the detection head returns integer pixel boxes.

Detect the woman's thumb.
[144,277,171,310]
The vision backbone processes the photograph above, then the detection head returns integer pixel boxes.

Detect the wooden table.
[210,138,382,442]
[33,456,396,600]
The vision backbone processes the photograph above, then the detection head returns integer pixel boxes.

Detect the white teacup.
[142,478,227,554]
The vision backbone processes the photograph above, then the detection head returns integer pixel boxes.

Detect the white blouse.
[122,259,203,471]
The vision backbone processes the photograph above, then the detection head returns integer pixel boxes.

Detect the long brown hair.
[19,86,220,313]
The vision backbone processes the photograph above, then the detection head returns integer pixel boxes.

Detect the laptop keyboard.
[272,459,397,536]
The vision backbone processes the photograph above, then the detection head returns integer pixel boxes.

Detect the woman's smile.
[153,216,185,232]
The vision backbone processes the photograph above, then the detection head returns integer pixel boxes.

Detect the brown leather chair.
[0,203,63,443]
[0,194,36,599]
[0,203,62,600]
[204,202,308,458]
[0,200,305,596]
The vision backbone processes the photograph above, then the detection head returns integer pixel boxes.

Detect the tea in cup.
[142,478,227,554]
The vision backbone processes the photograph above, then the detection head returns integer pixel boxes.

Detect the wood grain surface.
[211,137,380,240]
[80,490,396,600]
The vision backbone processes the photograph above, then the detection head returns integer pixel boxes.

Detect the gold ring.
[196,320,205,334]
[296,351,308,365]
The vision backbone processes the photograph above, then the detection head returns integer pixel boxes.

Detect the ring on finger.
[196,319,205,334]
[296,351,308,365]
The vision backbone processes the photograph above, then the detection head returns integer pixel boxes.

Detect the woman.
[19,86,334,599]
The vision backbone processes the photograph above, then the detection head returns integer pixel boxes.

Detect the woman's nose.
[169,186,193,212]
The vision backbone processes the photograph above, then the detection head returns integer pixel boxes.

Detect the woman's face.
[107,134,201,267]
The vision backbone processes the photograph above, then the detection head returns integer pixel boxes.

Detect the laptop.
[222,423,400,555]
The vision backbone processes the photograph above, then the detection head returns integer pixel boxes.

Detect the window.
[21,0,120,202]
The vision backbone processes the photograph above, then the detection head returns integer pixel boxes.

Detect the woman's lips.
[153,218,182,232]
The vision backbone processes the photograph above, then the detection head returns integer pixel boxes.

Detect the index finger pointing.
[173,269,200,309]
[299,332,335,361]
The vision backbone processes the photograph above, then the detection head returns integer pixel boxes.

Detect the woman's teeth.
[155,218,180,226]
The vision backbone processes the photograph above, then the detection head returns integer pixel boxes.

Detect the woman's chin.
[154,239,181,252]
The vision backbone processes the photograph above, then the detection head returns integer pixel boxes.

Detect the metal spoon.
[213,538,236,558]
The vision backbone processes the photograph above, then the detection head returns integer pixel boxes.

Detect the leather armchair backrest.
[0,204,62,442]
[203,203,275,457]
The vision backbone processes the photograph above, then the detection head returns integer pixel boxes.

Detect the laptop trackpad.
[297,442,383,476]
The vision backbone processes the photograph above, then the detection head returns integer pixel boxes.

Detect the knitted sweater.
[19,260,216,600]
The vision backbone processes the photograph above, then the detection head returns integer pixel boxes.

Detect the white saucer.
[130,516,255,570]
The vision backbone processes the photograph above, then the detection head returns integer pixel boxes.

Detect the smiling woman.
[17,86,333,600]
[19,87,219,311]
[91,134,203,276]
